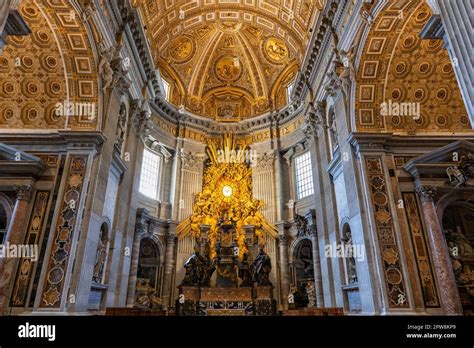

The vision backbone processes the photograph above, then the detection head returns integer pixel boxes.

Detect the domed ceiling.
[132,0,324,121]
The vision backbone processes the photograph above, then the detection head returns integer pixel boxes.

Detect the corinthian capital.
[416,185,437,203]
[15,185,32,202]
[304,101,326,140]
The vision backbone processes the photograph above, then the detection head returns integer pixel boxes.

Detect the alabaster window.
[139,148,162,200]
[287,80,294,103]
[295,151,314,199]
[162,78,170,102]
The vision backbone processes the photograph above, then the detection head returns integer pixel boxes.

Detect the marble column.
[161,223,176,309]
[0,0,10,51]
[416,186,463,315]
[276,223,290,310]
[125,215,146,306]
[0,184,32,313]
[306,209,324,307]
[436,0,474,125]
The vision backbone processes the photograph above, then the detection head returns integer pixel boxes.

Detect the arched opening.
[291,238,314,308]
[137,238,161,289]
[92,223,109,285]
[341,224,358,285]
[442,200,474,315]
[341,223,361,314]
[88,222,110,312]
[135,238,162,309]
[0,203,8,243]
[0,193,14,243]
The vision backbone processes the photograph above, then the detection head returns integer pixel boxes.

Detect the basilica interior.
[0,0,473,317]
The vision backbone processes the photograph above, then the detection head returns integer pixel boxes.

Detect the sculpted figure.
[237,253,253,287]
[181,245,205,286]
[252,245,272,286]
[98,43,115,91]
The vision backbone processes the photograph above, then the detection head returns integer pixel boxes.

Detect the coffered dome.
[133,0,324,121]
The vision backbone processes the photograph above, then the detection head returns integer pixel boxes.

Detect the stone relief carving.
[180,149,203,172]
[305,281,317,307]
[446,227,474,285]
[303,101,326,141]
[114,103,127,153]
[110,41,132,97]
[416,185,437,203]
[254,152,275,173]
[98,42,115,92]
[359,0,375,26]
[14,184,32,202]
[130,99,153,136]
[78,0,96,22]
[447,153,474,187]
[295,213,308,237]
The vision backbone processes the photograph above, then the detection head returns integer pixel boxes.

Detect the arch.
[0,193,14,243]
[92,219,110,285]
[340,222,358,285]
[354,0,471,134]
[439,197,474,314]
[289,235,312,263]
[270,60,298,109]
[289,237,314,308]
[436,190,474,219]
[0,0,99,131]
[137,237,163,294]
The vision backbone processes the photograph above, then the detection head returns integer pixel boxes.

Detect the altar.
[175,135,278,316]
[177,285,276,316]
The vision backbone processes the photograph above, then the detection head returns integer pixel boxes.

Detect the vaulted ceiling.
[133,0,324,121]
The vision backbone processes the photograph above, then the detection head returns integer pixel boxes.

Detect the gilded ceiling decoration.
[0,0,98,130]
[356,0,471,134]
[133,0,324,121]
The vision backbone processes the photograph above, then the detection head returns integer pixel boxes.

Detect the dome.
[133,0,324,121]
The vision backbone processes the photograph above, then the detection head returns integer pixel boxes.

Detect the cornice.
[0,131,107,148]
[348,132,474,155]
[150,97,306,138]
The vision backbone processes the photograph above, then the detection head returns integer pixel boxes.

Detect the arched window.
[161,78,170,101]
[286,80,295,103]
[92,223,108,284]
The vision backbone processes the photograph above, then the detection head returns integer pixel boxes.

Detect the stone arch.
[0,192,14,242]
[289,237,314,308]
[354,0,471,134]
[0,0,99,130]
[92,218,111,285]
[436,193,474,314]
[136,236,164,298]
